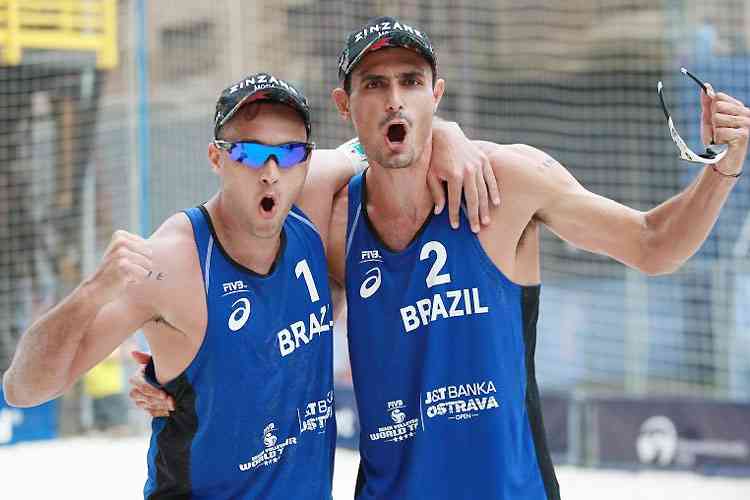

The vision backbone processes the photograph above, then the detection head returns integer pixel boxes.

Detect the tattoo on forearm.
[147,270,166,280]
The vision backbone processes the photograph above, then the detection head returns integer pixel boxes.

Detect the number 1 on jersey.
[295,259,320,302]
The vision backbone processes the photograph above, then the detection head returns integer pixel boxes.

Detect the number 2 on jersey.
[420,241,451,288]
[295,259,320,302]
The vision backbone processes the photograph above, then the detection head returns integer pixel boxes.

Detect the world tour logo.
[238,422,297,471]
[368,399,419,443]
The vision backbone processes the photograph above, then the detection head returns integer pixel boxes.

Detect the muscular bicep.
[531,153,648,268]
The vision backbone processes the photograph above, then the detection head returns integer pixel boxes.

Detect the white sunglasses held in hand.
[657,67,728,165]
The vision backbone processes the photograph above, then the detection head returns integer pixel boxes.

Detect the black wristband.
[711,165,742,178]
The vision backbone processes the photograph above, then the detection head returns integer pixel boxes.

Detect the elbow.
[2,371,60,408]
[2,373,28,408]
[639,260,684,277]
[635,218,686,276]
[635,249,685,276]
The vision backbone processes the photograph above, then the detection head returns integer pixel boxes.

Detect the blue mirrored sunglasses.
[214,140,316,168]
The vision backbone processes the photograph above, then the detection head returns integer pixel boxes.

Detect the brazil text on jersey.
[399,287,489,333]
[276,304,333,357]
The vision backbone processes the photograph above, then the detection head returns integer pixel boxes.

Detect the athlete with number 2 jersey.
[325,16,748,500]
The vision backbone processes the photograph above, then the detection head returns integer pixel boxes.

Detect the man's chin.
[250,218,285,240]
[381,150,414,169]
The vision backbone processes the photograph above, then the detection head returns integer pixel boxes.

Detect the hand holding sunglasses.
[214,140,316,169]
[658,68,748,178]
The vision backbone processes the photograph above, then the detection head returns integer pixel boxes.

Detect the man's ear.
[208,142,222,173]
[331,87,351,121]
[433,78,445,113]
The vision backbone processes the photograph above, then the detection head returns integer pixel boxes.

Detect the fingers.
[462,170,480,233]
[714,125,749,146]
[709,96,750,147]
[426,172,446,215]
[482,157,501,207]
[701,85,714,145]
[131,394,174,418]
[446,172,462,230]
[129,385,175,413]
[127,366,174,412]
[130,350,153,365]
[102,231,154,287]
[712,112,749,129]
[715,91,743,108]
[475,166,490,227]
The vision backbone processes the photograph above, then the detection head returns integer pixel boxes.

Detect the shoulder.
[148,212,196,256]
[475,141,549,169]
[142,212,201,295]
[475,141,579,193]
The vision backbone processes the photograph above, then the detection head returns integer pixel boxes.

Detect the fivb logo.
[360,249,382,263]
[222,280,248,296]
[353,21,426,43]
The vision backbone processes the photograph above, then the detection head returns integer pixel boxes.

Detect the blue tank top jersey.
[143,205,335,500]
[344,172,559,500]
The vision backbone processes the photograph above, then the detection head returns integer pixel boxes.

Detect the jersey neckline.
[198,204,286,279]
[359,168,435,255]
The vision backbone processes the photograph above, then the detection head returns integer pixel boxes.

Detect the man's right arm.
[2,231,155,407]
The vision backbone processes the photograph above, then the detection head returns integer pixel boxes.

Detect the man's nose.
[260,157,280,185]
[386,85,405,113]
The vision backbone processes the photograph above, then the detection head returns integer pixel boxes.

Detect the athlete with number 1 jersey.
[326,16,748,499]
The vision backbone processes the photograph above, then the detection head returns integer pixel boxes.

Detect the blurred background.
[0,0,749,497]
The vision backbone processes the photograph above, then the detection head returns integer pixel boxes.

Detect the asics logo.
[360,267,382,299]
[228,297,251,332]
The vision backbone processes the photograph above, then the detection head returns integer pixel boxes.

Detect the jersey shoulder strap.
[182,206,214,296]
[345,172,365,259]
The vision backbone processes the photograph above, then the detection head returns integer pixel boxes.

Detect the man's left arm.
[499,88,748,275]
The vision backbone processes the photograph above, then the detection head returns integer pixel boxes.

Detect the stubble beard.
[376,147,415,170]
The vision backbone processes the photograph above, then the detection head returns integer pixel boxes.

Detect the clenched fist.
[701,84,749,176]
[86,230,153,306]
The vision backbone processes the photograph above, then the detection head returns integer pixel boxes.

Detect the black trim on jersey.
[198,204,286,278]
[521,285,561,500]
[145,361,198,500]
[360,169,434,253]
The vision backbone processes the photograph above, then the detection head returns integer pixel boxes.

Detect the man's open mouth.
[387,123,407,143]
[260,195,276,213]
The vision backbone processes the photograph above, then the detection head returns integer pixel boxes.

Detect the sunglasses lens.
[243,143,274,167]
[224,142,309,168]
[276,143,309,168]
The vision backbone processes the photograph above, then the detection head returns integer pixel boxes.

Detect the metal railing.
[0,0,117,68]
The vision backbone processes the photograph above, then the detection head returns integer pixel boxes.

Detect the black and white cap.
[337,16,437,82]
[214,72,311,138]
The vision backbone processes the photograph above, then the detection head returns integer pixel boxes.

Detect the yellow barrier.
[0,0,117,69]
